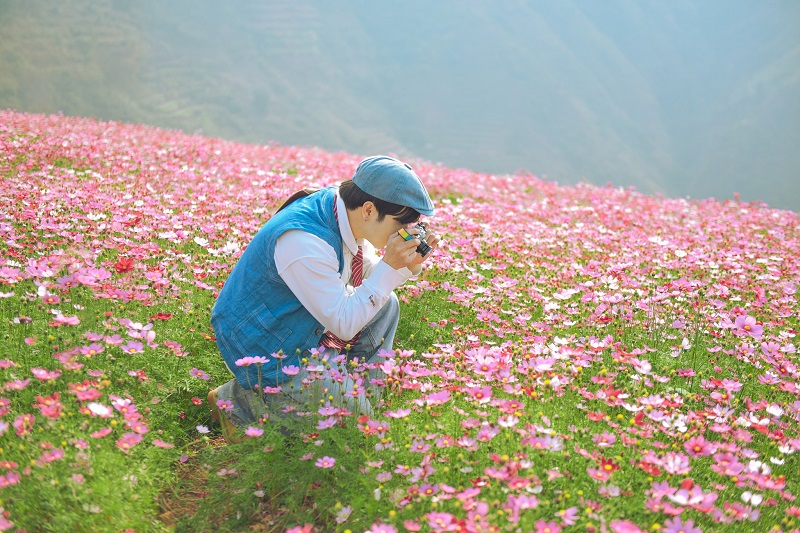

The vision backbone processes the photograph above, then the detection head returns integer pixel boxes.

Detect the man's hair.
[339,180,420,225]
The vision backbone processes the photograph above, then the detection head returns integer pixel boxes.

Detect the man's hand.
[383,226,440,271]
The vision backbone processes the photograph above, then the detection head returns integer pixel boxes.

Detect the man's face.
[366,214,406,249]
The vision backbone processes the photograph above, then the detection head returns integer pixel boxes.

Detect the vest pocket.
[230,303,292,353]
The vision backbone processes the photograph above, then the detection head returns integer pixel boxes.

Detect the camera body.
[398,222,432,256]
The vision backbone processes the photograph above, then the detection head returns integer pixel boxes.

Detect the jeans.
[215,292,399,426]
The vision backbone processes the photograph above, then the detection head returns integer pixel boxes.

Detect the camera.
[398,222,432,256]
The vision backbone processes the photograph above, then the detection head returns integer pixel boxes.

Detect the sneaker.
[208,387,243,444]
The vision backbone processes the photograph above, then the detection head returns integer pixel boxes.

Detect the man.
[209,155,438,442]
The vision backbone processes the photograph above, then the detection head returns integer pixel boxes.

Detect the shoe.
[208,387,243,444]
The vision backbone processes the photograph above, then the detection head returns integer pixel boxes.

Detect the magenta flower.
[315,456,336,468]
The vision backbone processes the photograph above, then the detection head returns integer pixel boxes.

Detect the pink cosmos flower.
[427,512,458,531]
[663,517,702,533]
[4,379,29,391]
[610,520,644,533]
[36,448,64,465]
[116,432,142,452]
[425,390,451,405]
[51,313,80,326]
[316,417,337,430]
[0,514,14,531]
[285,524,313,533]
[315,456,336,468]
[554,507,579,526]
[245,426,263,437]
[282,365,300,376]
[90,427,113,438]
[384,408,411,418]
[13,413,34,436]
[190,368,210,380]
[120,340,144,354]
[127,421,149,434]
[662,452,692,475]
[0,472,20,489]
[79,343,104,357]
[593,430,617,448]
[216,398,233,411]
[366,523,396,533]
[31,367,61,381]
[734,315,763,339]
[104,334,124,346]
[587,467,612,482]
[534,520,561,533]
[409,439,431,453]
[684,435,716,457]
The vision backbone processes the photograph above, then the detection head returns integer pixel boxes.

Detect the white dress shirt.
[274,193,413,340]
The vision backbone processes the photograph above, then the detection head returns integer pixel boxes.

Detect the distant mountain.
[1,0,798,210]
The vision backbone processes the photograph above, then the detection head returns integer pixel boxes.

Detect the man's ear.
[361,201,376,221]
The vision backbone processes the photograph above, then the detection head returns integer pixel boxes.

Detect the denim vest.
[211,187,344,388]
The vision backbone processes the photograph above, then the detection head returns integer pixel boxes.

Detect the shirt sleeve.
[274,230,411,340]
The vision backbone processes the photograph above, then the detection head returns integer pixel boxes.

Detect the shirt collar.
[335,192,360,256]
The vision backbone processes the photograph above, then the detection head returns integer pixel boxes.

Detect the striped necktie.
[321,196,364,351]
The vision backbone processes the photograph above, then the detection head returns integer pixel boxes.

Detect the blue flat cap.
[352,155,435,216]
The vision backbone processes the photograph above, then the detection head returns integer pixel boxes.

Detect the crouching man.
[208,155,438,442]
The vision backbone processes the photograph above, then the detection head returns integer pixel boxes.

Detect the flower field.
[1,109,800,532]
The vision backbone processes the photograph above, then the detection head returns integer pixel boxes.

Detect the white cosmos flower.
[741,491,763,506]
[766,404,784,418]
[87,402,114,418]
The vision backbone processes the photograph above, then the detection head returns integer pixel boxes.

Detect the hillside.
[2,110,800,531]
[0,0,798,211]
